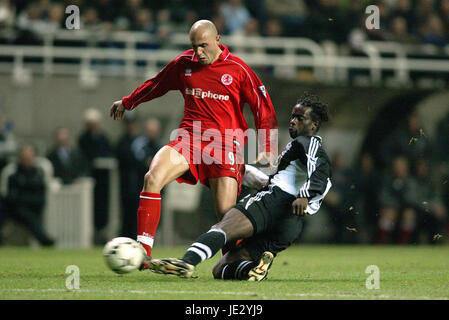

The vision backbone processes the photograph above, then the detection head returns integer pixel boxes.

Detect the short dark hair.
[296,92,329,131]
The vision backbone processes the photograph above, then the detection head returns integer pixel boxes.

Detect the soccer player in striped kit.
[109,20,278,268]
[149,93,333,281]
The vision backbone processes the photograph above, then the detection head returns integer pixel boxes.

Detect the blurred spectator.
[16,2,47,42]
[1,144,54,246]
[264,0,307,37]
[341,0,364,40]
[440,0,449,33]
[388,16,417,44]
[78,108,112,165]
[155,8,174,42]
[121,0,143,25]
[376,156,420,244]
[131,8,155,33]
[227,17,264,54]
[413,159,447,244]
[78,108,112,244]
[46,127,87,185]
[0,0,15,29]
[434,109,449,163]
[116,113,143,239]
[306,0,347,43]
[352,152,382,243]
[132,117,163,169]
[378,111,432,172]
[0,111,17,172]
[390,0,416,34]
[174,0,215,22]
[244,0,265,23]
[434,111,449,220]
[15,1,64,37]
[415,0,435,27]
[44,2,65,33]
[263,18,283,38]
[3,0,448,48]
[418,14,448,47]
[81,7,103,32]
[243,18,260,37]
[323,151,358,243]
[93,0,117,25]
[219,0,251,35]
[177,9,199,33]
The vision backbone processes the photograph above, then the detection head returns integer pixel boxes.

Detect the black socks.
[182,228,227,266]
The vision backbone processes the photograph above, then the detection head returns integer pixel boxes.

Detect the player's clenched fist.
[110,100,125,120]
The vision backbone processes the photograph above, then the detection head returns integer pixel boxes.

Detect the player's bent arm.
[121,57,181,111]
[239,63,278,160]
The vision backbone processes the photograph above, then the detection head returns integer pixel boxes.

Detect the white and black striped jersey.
[269,135,332,214]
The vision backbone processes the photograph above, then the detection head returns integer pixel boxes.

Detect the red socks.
[137,191,161,257]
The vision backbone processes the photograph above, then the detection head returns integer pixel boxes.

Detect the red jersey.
[122,44,278,152]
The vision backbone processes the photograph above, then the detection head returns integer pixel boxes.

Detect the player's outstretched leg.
[137,146,190,270]
[149,227,227,278]
[149,208,254,278]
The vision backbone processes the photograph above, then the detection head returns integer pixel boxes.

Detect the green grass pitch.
[0,245,448,300]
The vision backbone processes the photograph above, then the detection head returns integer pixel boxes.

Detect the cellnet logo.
[185,88,230,101]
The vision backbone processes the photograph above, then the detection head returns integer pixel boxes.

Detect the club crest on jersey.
[221,74,233,85]
[185,69,192,76]
[259,85,267,97]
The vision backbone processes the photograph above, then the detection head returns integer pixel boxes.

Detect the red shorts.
[166,134,245,194]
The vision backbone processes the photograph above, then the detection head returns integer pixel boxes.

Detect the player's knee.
[143,170,163,192]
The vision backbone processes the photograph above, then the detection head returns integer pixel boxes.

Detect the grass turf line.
[0,245,448,300]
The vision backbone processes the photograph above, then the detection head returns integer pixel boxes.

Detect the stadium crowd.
[0,108,163,245]
[324,110,449,245]
[0,0,448,47]
[0,105,448,246]
[0,0,448,246]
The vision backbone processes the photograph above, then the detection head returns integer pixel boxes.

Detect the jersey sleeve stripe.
[307,138,319,178]
[310,137,320,174]
[301,137,320,198]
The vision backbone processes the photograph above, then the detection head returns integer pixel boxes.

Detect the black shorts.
[234,185,303,260]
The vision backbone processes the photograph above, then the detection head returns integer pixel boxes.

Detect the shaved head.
[189,19,218,39]
[189,20,222,65]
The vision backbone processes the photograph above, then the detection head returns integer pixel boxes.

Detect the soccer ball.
[103,237,145,274]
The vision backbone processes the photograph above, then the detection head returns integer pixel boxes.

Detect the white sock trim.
[235,260,252,278]
[140,195,161,200]
[187,247,207,261]
[191,242,212,259]
[137,235,154,247]
[221,264,229,279]
[208,228,227,244]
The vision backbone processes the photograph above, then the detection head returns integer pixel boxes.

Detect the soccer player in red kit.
[110,20,278,268]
